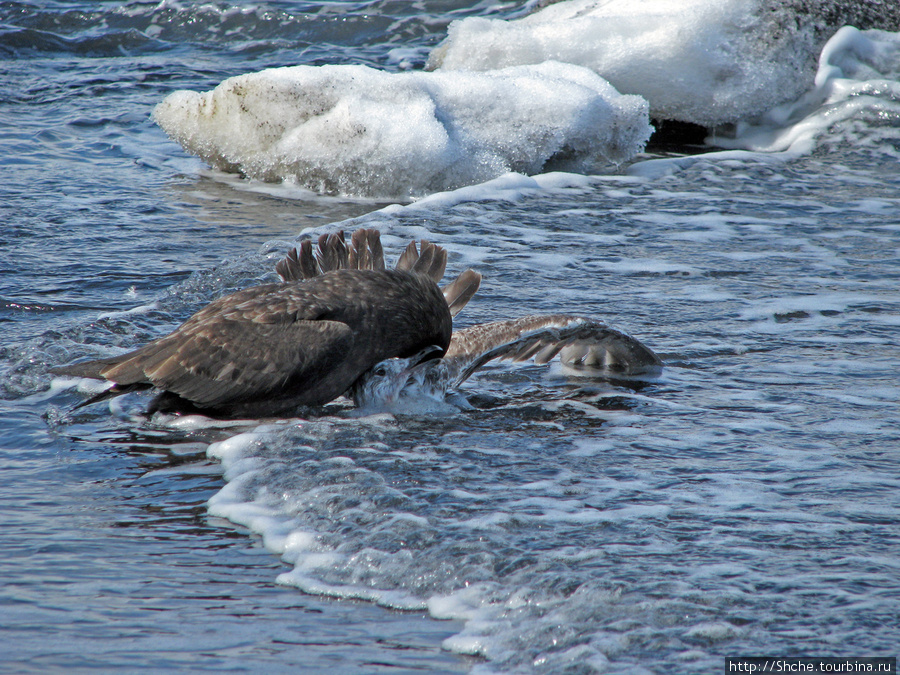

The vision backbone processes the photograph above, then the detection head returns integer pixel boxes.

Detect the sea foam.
[625,27,900,178]
[153,61,651,199]
[715,27,900,153]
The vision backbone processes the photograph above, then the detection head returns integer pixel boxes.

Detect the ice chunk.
[428,0,829,127]
[153,61,651,199]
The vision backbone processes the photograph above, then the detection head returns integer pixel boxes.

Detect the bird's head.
[350,344,444,409]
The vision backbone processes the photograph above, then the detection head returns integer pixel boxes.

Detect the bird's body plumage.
[53,232,462,417]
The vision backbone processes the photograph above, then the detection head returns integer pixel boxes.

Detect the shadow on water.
[162,171,394,246]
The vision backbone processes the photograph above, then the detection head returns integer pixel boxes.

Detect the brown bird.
[52,229,481,417]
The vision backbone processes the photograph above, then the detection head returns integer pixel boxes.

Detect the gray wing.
[445,314,662,386]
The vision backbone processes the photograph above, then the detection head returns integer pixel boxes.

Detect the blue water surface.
[2,2,900,674]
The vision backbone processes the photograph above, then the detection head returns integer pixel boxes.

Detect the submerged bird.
[350,314,663,412]
[52,229,481,417]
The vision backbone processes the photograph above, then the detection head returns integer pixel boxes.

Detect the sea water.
[2,1,899,673]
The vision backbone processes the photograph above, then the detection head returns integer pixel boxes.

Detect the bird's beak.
[409,344,444,367]
[391,344,443,401]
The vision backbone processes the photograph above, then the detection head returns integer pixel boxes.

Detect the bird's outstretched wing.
[445,314,662,386]
[275,228,481,318]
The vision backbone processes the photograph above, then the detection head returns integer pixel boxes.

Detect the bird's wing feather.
[446,314,661,386]
[54,281,358,407]
[121,318,354,407]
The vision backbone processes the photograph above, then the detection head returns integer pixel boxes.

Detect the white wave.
[628,27,900,173]
[383,170,601,214]
[153,61,651,199]
[200,414,677,670]
[715,27,900,153]
[428,0,825,127]
[187,164,900,669]
[38,376,114,401]
[737,290,882,321]
[96,301,158,320]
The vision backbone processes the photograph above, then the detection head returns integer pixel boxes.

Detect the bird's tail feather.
[349,228,385,272]
[275,228,387,281]
[276,229,482,318]
[395,239,448,283]
[441,269,482,318]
